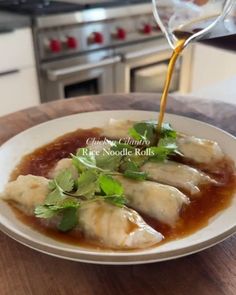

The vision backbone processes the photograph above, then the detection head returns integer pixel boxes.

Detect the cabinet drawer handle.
[0,69,20,77]
[47,56,121,81]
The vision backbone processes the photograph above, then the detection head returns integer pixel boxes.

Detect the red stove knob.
[142,24,152,34]
[115,27,126,40]
[67,36,77,49]
[89,32,104,44]
[49,39,61,53]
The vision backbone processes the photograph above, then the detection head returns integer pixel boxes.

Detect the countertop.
[0,93,235,295]
[0,11,30,31]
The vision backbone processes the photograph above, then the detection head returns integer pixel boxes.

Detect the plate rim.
[1,109,236,151]
[0,213,235,265]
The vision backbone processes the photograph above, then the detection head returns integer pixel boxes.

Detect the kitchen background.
[0,0,235,116]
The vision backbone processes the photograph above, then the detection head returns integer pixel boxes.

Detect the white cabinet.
[188,43,236,104]
[0,68,39,116]
[190,43,236,92]
[0,28,35,72]
[0,28,40,116]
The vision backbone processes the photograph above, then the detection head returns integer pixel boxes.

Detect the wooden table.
[0,94,235,295]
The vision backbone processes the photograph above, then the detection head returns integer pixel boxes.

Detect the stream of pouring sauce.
[157,38,186,133]
[157,11,228,132]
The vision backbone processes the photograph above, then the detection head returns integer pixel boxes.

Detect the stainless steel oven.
[115,39,192,94]
[33,2,186,103]
[10,1,192,102]
[0,1,194,102]
[40,49,121,102]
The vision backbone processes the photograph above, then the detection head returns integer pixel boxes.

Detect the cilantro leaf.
[45,169,77,209]
[147,146,172,161]
[45,187,65,206]
[46,170,74,206]
[96,150,121,171]
[57,197,80,209]
[158,138,177,150]
[99,174,124,196]
[147,137,177,161]
[58,207,78,232]
[129,121,177,147]
[129,127,144,141]
[122,160,147,180]
[37,194,80,216]
[129,122,156,144]
[125,153,149,168]
[124,170,147,180]
[71,148,97,172]
[94,142,135,172]
[75,170,100,198]
[161,123,177,139]
[98,174,127,207]
[34,205,59,218]
[55,170,74,192]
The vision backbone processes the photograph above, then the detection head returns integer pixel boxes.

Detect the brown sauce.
[157,38,186,133]
[8,128,236,249]
[11,128,102,180]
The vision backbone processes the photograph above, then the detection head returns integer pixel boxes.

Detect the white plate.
[0,110,235,265]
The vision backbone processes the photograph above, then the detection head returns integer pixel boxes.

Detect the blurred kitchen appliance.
[0,0,191,101]
[113,38,191,93]
[152,0,236,49]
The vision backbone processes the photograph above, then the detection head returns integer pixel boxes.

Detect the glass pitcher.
[152,0,236,49]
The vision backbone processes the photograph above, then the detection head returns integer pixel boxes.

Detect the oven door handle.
[124,44,171,61]
[47,56,121,81]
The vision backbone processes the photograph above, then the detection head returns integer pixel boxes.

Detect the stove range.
[0,0,150,16]
[0,0,169,103]
[0,0,161,64]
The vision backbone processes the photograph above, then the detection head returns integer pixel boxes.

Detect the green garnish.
[35,195,80,231]
[72,146,121,173]
[99,174,126,207]
[34,205,59,218]
[99,174,123,196]
[74,170,100,198]
[161,123,177,139]
[35,158,127,231]
[58,207,78,232]
[129,122,156,144]
[48,169,75,192]
[96,150,122,171]
[122,160,148,180]
[45,170,75,205]
[147,138,178,161]
[71,148,97,172]
[128,120,178,162]
[34,120,179,231]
